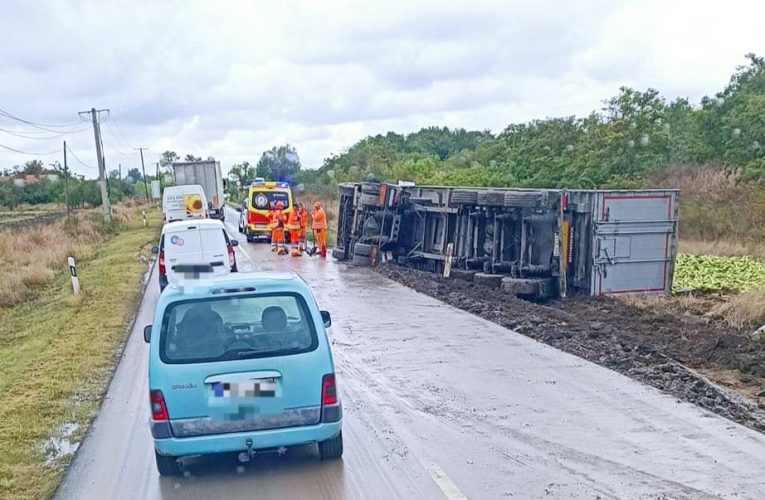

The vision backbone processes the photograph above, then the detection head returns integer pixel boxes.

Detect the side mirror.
[230,240,239,247]
[143,325,152,343]
[320,310,332,328]
[151,245,159,254]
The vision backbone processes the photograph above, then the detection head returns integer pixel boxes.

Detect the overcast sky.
[1,0,764,177]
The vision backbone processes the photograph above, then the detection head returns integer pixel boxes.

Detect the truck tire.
[360,193,379,207]
[332,247,347,261]
[155,451,180,476]
[449,269,478,281]
[477,190,505,207]
[397,255,409,266]
[451,189,478,205]
[352,254,371,266]
[474,272,504,289]
[503,191,542,208]
[318,432,343,460]
[361,182,380,195]
[501,277,540,297]
[353,242,372,257]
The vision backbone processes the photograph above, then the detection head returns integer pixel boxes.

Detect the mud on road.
[377,263,765,433]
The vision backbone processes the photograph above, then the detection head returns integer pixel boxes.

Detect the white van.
[162,185,208,223]
[153,220,239,291]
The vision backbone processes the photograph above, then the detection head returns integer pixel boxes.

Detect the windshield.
[160,293,317,364]
[251,190,290,210]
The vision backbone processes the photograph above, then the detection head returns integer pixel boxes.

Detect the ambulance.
[244,180,293,242]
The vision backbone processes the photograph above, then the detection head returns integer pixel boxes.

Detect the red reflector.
[150,389,169,421]
[321,374,337,406]
[228,244,236,268]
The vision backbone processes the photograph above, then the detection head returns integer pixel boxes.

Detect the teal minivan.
[144,272,342,476]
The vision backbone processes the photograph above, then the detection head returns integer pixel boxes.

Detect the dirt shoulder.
[376,263,765,433]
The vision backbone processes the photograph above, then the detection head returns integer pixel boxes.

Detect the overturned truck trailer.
[333,182,679,299]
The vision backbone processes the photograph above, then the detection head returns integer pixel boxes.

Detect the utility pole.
[135,147,150,202]
[156,162,163,191]
[79,107,111,221]
[63,141,70,216]
[118,163,122,181]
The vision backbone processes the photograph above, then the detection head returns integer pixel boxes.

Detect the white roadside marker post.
[142,210,147,227]
[68,257,80,295]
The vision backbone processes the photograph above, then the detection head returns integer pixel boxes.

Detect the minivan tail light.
[150,390,169,421]
[158,250,166,275]
[321,374,337,406]
[228,244,236,269]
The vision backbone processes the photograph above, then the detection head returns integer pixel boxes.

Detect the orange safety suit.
[269,203,287,254]
[286,209,302,257]
[311,202,328,258]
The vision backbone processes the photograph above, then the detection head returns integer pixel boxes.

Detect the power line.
[0,107,82,133]
[108,114,133,150]
[0,143,60,155]
[0,124,89,140]
[65,144,98,170]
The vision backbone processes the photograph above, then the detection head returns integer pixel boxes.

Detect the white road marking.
[426,463,469,500]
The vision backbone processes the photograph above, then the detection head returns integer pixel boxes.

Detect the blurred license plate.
[211,381,276,398]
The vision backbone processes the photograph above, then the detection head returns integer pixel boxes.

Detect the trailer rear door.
[593,191,677,296]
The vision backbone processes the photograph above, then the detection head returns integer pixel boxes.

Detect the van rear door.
[163,226,205,284]
[157,294,329,437]
[200,226,230,277]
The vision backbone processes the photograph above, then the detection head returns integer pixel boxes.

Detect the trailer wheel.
[474,272,504,289]
[503,191,542,208]
[501,277,540,297]
[332,247,346,260]
[352,254,371,266]
[451,189,479,205]
[449,269,478,281]
[353,243,372,257]
[396,255,409,266]
[477,190,505,207]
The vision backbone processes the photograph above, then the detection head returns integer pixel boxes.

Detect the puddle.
[40,422,80,466]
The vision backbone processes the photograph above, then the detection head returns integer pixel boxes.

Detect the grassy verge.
[0,211,160,499]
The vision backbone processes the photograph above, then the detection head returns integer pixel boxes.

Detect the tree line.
[312,53,765,189]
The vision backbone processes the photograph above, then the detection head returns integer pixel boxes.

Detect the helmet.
[314,201,322,210]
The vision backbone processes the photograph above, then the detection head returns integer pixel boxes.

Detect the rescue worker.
[286,204,302,257]
[268,201,278,252]
[298,203,308,251]
[269,201,287,255]
[311,201,328,258]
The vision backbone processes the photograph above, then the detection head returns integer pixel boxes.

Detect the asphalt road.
[55,208,765,499]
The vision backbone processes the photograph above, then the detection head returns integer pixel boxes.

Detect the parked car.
[153,219,238,291]
[144,272,342,476]
[162,184,208,223]
[238,199,247,233]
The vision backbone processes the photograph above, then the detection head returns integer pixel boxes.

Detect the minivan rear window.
[159,293,317,364]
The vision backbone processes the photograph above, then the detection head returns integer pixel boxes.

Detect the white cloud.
[1,0,764,177]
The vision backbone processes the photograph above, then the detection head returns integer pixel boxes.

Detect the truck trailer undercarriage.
[332,182,679,299]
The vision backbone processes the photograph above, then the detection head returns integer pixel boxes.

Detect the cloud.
[1,0,764,177]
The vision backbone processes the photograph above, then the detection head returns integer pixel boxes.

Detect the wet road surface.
[55,208,765,499]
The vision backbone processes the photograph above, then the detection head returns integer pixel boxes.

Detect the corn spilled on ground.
[673,253,765,293]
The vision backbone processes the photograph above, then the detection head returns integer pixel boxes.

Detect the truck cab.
[244,180,293,242]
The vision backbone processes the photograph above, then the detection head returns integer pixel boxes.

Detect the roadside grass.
[0,209,160,499]
[0,204,147,307]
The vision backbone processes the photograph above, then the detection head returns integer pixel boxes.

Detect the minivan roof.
[162,271,304,296]
[161,219,225,233]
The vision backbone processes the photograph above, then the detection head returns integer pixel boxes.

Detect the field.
[0,205,160,499]
[0,205,70,232]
